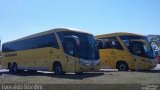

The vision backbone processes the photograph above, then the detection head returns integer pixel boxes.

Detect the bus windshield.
[120,36,155,59]
[57,31,99,60]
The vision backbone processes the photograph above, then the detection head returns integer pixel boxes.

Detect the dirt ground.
[0,65,160,84]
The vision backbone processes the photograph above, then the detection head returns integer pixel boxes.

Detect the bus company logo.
[4,53,17,57]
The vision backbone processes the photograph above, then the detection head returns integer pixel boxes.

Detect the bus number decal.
[4,53,17,57]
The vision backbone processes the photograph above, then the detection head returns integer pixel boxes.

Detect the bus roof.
[4,28,91,44]
[96,32,143,39]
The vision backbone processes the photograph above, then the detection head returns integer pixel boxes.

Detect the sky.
[0,0,160,43]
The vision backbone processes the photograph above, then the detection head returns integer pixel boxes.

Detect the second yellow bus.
[96,32,156,71]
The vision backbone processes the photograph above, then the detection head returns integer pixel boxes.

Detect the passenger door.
[100,49,115,69]
[129,41,147,70]
[102,37,125,69]
[63,40,77,73]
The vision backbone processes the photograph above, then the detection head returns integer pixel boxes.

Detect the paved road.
[0,64,160,74]
[0,64,159,85]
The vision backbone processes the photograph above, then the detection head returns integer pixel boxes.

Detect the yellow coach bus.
[96,32,156,71]
[1,28,100,74]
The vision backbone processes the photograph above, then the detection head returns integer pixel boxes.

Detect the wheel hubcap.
[9,66,12,70]
[56,66,61,74]
[120,64,126,70]
[14,67,17,72]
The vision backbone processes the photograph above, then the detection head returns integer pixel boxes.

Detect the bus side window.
[96,40,103,49]
[104,41,112,49]
[114,41,123,50]
[104,37,123,50]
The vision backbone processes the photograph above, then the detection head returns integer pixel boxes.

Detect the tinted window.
[128,41,145,57]
[120,35,155,59]
[2,33,59,52]
[120,36,147,41]
[58,31,99,60]
[100,37,123,50]
[58,31,89,59]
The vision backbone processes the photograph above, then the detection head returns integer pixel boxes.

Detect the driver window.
[129,42,145,57]
[64,41,75,56]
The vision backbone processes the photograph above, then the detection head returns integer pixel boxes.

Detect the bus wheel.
[8,63,13,73]
[54,63,63,75]
[12,63,18,73]
[117,62,129,71]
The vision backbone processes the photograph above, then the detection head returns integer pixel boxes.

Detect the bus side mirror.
[96,40,103,49]
[65,35,80,47]
[74,37,80,47]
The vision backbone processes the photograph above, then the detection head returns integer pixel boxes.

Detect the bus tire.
[53,63,63,75]
[117,62,129,71]
[8,63,13,73]
[12,63,18,73]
